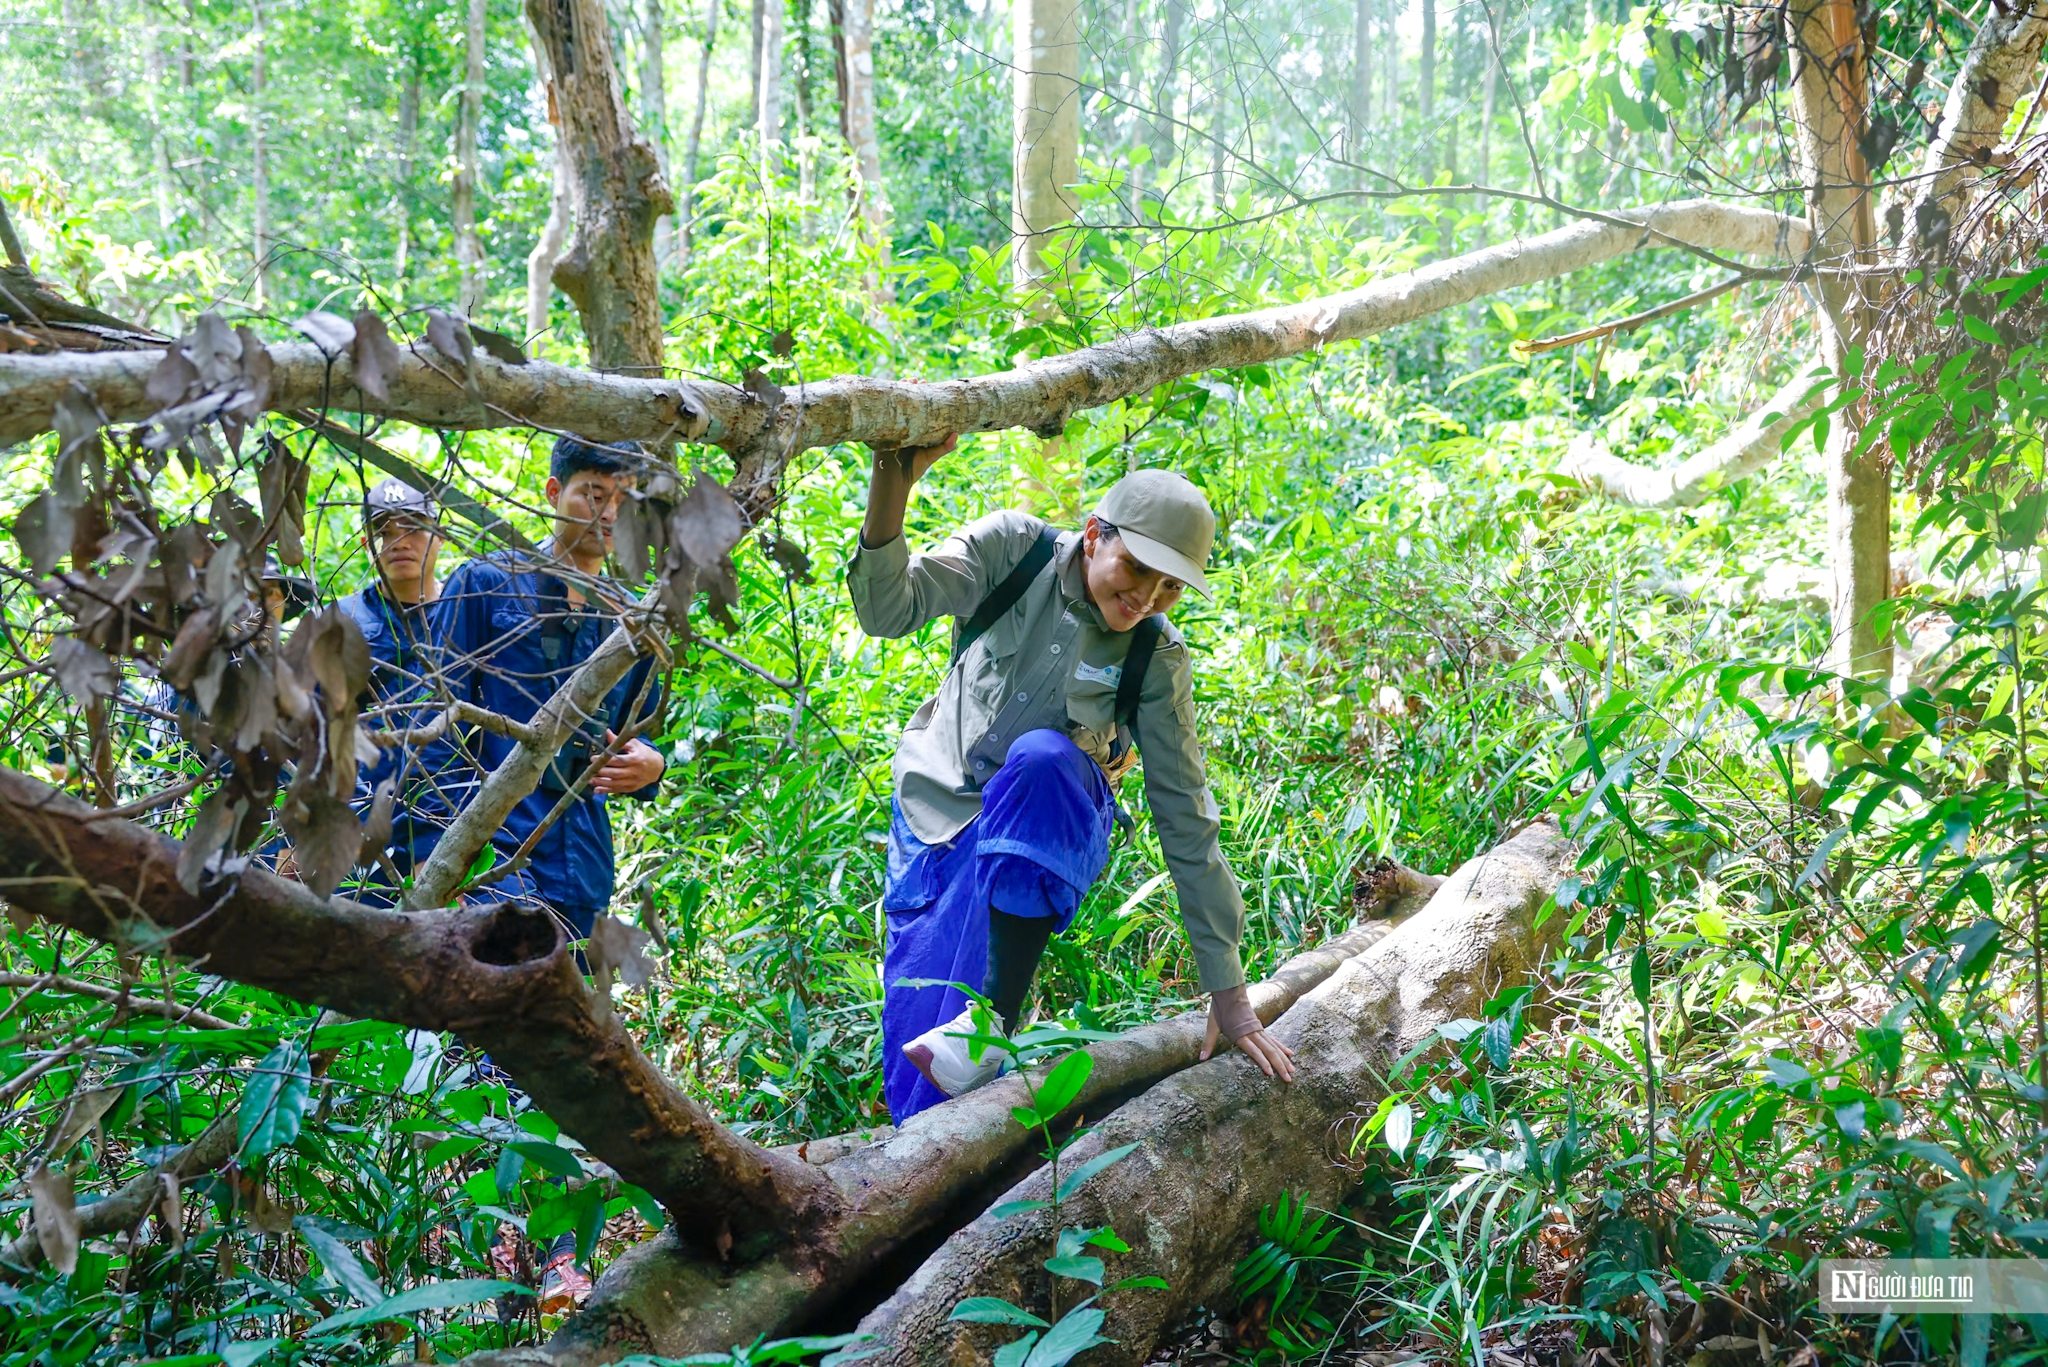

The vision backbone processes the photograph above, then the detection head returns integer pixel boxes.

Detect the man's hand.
[1200,985,1297,1083]
[593,733,665,794]
[886,433,959,485]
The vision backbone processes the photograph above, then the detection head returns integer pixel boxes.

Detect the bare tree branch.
[1559,370,1829,507]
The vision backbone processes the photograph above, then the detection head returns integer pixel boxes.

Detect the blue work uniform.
[433,547,665,937]
[880,729,1114,1123]
[337,582,462,895]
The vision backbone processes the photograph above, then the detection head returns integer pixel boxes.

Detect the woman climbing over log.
[847,435,1295,1122]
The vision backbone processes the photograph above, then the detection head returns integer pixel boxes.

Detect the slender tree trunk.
[1350,0,1372,162]
[829,0,849,139]
[759,0,784,185]
[1419,0,1436,178]
[677,0,719,263]
[395,62,419,277]
[1382,0,1396,129]
[750,0,765,127]
[251,0,269,310]
[453,0,487,313]
[842,0,894,304]
[1789,0,1886,681]
[146,22,176,234]
[527,149,574,342]
[526,0,675,371]
[1207,67,1228,210]
[1012,0,1080,295]
[1150,0,1186,172]
[644,0,674,264]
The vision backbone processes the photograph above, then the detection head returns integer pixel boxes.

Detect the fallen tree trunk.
[0,767,834,1257]
[1558,369,1827,506]
[0,201,1807,487]
[853,818,1572,1367]
[530,878,1445,1364]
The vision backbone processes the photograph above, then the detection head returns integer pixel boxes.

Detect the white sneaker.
[902,1006,1005,1097]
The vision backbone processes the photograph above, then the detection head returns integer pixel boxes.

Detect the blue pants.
[880,730,1114,1123]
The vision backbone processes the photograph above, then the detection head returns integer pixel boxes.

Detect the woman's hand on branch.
[1201,985,1296,1083]
[860,434,960,549]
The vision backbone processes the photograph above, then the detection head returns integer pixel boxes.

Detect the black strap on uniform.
[1114,614,1166,729]
[1107,614,1166,762]
[953,527,1059,663]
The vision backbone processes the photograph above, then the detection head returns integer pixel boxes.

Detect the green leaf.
[1044,1254,1106,1285]
[1030,1051,1093,1121]
[1055,1142,1140,1201]
[1630,946,1652,1007]
[1384,1101,1414,1160]
[1110,1275,1169,1292]
[422,1134,485,1168]
[993,1333,1039,1367]
[304,1279,532,1337]
[1024,1307,1112,1367]
[990,1198,1053,1220]
[508,1139,585,1178]
[294,1215,385,1306]
[949,1297,1050,1328]
[237,1041,312,1159]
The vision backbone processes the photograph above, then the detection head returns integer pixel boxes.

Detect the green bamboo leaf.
[237,1041,311,1159]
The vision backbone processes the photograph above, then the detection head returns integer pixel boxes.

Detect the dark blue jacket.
[338,582,460,873]
[432,548,664,918]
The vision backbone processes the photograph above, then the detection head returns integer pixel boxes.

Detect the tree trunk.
[853,821,1573,1366]
[145,24,176,234]
[677,0,719,263]
[527,0,674,372]
[1150,0,1186,172]
[527,145,575,342]
[1382,0,1397,130]
[829,0,849,140]
[840,0,893,304]
[1,201,1810,467]
[1349,0,1371,161]
[1419,0,1436,178]
[396,60,420,277]
[643,0,674,265]
[513,893,1446,1362]
[1905,1,2048,248]
[1561,369,1828,506]
[1788,0,1885,681]
[251,0,269,310]
[750,0,765,128]
[759,0,783,184]
[453,0,487,313]
[1012,0,1081,295]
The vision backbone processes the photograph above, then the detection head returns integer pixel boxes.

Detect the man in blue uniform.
[433,437,668,943]
[335,479,460,899]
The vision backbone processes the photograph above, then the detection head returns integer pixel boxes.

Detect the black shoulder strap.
[1114,614,1166,730]
[953,527,1059,663]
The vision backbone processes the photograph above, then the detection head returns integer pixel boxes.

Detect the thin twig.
[1516,275,1753,356]
[0,973,240,1031]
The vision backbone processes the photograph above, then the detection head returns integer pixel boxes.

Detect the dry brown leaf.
[468,322,528,366]
[49,1086,123,1156]
[358,775,396,863]
[292,310,355,357]
[351,310,403,403]
[671,470,745,566]
[48,637,115,706]
[424,308,476,374]
[159,1173,185,1253]
[14,492,75,577]
[176,788,243,895]
[281,785,362,899]
[28,1163,80,1275]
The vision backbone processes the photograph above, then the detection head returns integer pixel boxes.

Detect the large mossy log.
[854,818,1573,1366]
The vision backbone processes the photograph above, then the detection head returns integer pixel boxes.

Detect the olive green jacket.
[846,510,1247,993]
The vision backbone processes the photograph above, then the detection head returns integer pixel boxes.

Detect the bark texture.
[1906,0,2048,244]
[0,767,832,1255]
[0,200,1808,502]
[526,0,674,372]
[453,0,487,312]
[676,0,719,263]
[1789,0,1886,681]
[855,819,1573,1367]
[534,900,1440,1363]
[1559,370,1827,506]
[1012,0,1081,292]
[840,0,893,305]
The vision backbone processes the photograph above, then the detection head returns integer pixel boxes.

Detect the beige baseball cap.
[1093,469,1216,599]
